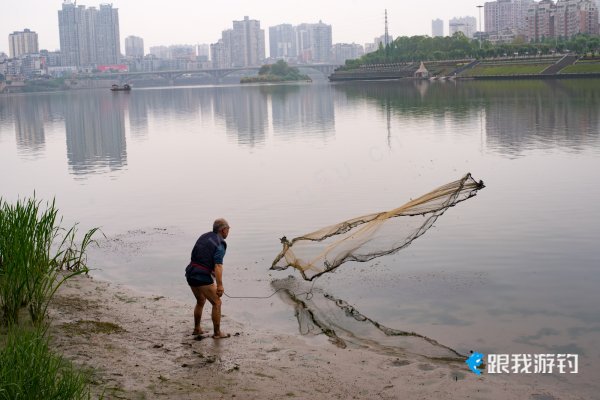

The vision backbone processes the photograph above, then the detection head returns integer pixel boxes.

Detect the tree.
[258,64,270,75]
[271,60,288,76]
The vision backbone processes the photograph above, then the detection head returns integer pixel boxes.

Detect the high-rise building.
[168,45,196,60]
[58,2,88,66]
[58,1,120,67]
[8,29,39,58]
[309,21,332,63]
[295,23,312,61]
[449,16,477,38]
[125,36,144,57]
[210,41,226,68]
[231,16,265,67]
[211,29,233,69]
[484,0,534,34]
[148,46,169,59]
[294,21,332,63]
[331,43,364,64]
[525,0,598,41]
[554,0,599,37]
[196,44,210,60]
[525,0,555,41]
[432,19,444,36]
[269,24,297,59]
[94,4,120,64]
[211,17,265,68]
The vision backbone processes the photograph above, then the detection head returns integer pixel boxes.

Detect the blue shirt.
[214,243,226,264]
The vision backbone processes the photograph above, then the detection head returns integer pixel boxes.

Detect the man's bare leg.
[190,286,207,335]
[198,284,230,339]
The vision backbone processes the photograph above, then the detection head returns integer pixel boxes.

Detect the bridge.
[109,64,340,83]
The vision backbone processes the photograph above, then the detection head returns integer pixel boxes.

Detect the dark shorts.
[186,275,214,287]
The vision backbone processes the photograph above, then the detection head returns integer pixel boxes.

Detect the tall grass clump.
[0,196,98,326]
[0,325,93,400]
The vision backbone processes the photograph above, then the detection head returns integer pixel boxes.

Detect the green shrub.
[0,326,93,400]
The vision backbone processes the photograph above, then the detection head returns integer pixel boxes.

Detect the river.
[1,79,599,395]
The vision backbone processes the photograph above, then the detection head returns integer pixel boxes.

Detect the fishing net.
[271,173,485,281]
[272,276,465,360]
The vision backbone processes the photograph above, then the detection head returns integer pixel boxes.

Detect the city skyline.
[0,0,485,55]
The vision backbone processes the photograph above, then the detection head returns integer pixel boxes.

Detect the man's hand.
[216,285,224,297]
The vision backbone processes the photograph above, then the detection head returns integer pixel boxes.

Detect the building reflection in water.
[64,92,127,174]
[483,80,600,155]
[4,80,598,177]
[334,79,600,155]
[126,93,149,137]
[12,96,48,155]
[120,85,335,148]
[213,86,268,147]
[266,84,335,139]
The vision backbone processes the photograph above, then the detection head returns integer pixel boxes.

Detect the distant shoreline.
[3,71,600,94]
[328,73,600,82]
[329,55,600,82]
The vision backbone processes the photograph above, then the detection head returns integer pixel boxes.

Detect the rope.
[223,278,317,300]
[223,288,285,299]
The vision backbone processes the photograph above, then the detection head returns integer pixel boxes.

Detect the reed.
[0,325,93,400]
[0,196,99,326]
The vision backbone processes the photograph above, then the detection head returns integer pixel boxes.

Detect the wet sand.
[48,274,584,399]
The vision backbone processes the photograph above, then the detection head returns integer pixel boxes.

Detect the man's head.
[213,218,230,238]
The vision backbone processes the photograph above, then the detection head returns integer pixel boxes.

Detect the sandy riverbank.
[47,274,582,399]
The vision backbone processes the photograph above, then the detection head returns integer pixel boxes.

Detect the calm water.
[1,80,599,394]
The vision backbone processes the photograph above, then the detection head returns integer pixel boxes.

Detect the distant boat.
[110,83,131,92]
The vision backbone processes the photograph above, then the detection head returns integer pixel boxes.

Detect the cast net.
[271,173,485,281]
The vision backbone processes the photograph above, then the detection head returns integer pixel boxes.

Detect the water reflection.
[334,79,600,155]
[65,93,128,175]
[483,80,600,155]
[264,85,335,139]
[13,96,46,154]
[127,94,149,137]
[1,80,600,174]
[214,87,268,146]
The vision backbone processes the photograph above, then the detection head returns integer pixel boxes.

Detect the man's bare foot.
[212,332,231,339]
[192,329,205,336]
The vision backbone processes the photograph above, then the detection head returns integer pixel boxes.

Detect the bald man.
[185,218,230,339]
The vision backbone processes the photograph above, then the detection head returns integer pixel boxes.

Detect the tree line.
[343,32,600,69]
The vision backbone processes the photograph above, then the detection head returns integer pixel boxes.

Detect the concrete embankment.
[467,72,600,80]
[329,71,415,81]
[329,56,600,82]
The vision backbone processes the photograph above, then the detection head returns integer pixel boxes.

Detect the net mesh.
[272,277,465,360]
[271,173,485,281]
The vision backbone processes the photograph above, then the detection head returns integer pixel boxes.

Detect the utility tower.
[384,9,390,46]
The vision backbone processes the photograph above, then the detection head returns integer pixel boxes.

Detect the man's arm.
[214,264,224,297]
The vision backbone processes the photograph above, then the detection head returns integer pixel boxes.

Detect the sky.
[0,0,485,55]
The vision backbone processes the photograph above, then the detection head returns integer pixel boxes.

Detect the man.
[185,218,230,339]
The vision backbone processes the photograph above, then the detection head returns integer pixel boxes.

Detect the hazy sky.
[1,0,485,55]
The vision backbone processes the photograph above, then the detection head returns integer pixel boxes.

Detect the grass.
[560,62,600,74]
[0,196,101,399]
[0,196,98,326]
[0,326,93,400]
[464,64,551,76]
